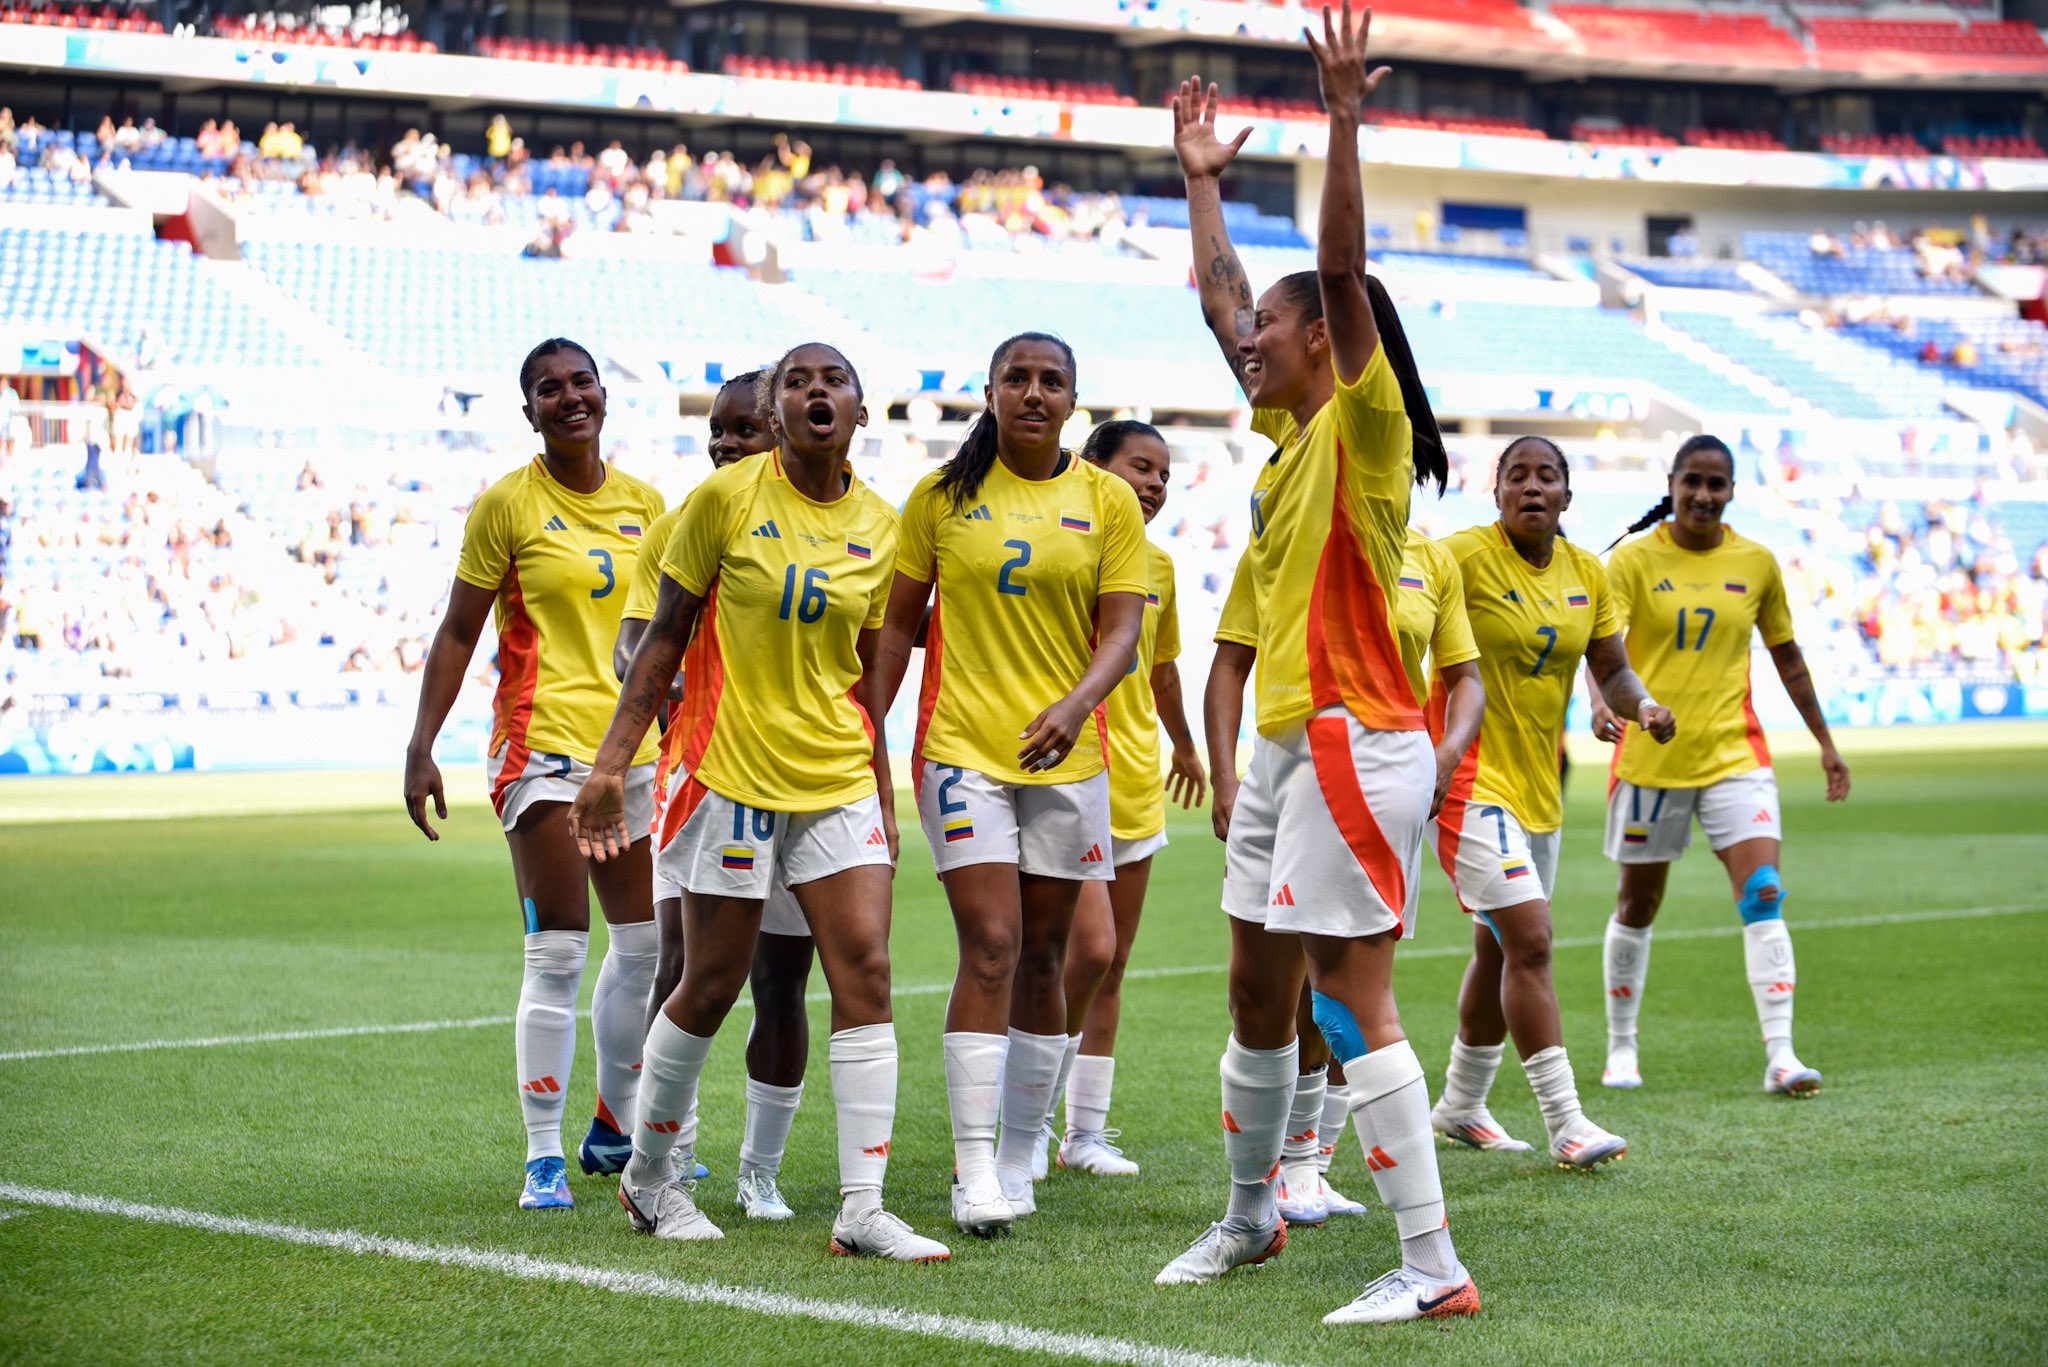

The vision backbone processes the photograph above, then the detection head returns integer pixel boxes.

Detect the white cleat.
[735,1170,795,1221]
[1030,1120,1054,1182]
[1323,1266,1480,1325]
[1603,1043,1643,1089]
[1430,1103,1534,1152]
[1155,1218,1287,1285]
[1059,1128,1140,1177]
[1275,1162,1328,1226]
[950,1177,1015,1238]
[830,1205,951,1262]
[1764,1056,1823,1098]
[1550,1116,1628,1170]
[618,1173,725,1241]
[995,1164,1037,1217]
[1318,1175,1369,1218]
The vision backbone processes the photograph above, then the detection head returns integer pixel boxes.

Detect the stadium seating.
[0,227,324,367]
[0,166,103,205]
[1377,249,1546,278]
[1809,18,2048,68]
[1662,311,1951,421]
[1744,231,1976,297]
[1819,132,1928,158]
[1550,6,1805,65]
[1685,127,1787,153]
[211,13,436,51]
[478,36,684,72]
[951,74,1129,105]
[726,54,912,88]
[1120,195,1310,249]
[1623,258,1754,292]
[1571,122,1677,149]
[1848,316,2048,409]
[0,2,161,32]
[1941,134,2048,160]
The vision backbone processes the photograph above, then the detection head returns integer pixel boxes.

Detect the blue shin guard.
[1738,866,1785,924]
[1311,991,1370,1066]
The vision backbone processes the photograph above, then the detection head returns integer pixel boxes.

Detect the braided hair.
[1606,434,1733,551]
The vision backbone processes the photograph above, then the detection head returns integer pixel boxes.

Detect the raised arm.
[403,576,495,841]
[1304,0,1389,385]
[1768,639,1849,801]
[1173,77,1257,386]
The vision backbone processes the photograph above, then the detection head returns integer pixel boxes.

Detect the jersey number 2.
[997,540,1031,597]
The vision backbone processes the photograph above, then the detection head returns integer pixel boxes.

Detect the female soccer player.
[1158,10,1481,1323]
[1275,525,1484,1225]
[570,342,948,1261]
[1591,434,1849,1097]
[873,333,1148,1237]
[403,338,665,1212]
[613,370,812,1214]
[1425,437,1673,1169]
[1036,419,1206,1180]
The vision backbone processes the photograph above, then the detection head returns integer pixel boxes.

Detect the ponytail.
[934,331,1077,509]
[1606,433,1734,551]
[1366,275,1446,496]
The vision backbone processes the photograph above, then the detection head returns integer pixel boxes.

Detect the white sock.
[942,1031,1008,1189]
[1522,1044,1586,1142]
[1440,1037,1504,1116]
[1604,919,1651,1050]
[1220,1036,1298,1229]
[1345,1040,1454,1267]
[830,1022,896,1215]
[589,919,658,1135]
[516,929,587,1162]
[1066,1053,1116,1137]
[739,1077,804,1178]
[996,1029,1067,1177]
[623,1013,712,1190]
[1315,1083,1349,1175]
[1743,919,1798,1062]
[1045,1033,1083,1132]
[1283,1067,1327,1165]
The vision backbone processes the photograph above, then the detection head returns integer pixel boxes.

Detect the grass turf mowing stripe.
[2,902,2039,1065]
[0,1182,1289,1367]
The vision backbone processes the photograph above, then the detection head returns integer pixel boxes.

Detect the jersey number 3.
[587,548,614,599]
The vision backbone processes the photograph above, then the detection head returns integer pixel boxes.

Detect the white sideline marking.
[3,901,2038,1065]
[0,1182,1287,1367]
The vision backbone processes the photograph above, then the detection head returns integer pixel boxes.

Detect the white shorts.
[488,744,655,837]
[656,781,890,930]
[1603,768,1782,864]
[1221,709,1431,939]
[916,762,1114,881]
[1429,800,1561,915]
[1112,831,1168,868]
[650,767,808,936]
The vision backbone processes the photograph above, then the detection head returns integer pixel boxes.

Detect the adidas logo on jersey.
[1501,589,1521,604]
[964,504,992,521]
[751,520,782,539]
[1652,578,1675,592]
[542,514,568,532]
[1080,844,1105,863]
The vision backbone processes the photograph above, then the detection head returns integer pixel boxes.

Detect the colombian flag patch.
[1503,861,1531,880]
[1146,591,1161,606]
[943,818,974,843]
[1724,581,1748,594]
[1566,589,1590,607]
[1059,512,1091,533]
[619,523,642,538]
[721,846,756,870]
[846,539,872,560]
[1622,827,1650,846]
[1398,575,1426,590]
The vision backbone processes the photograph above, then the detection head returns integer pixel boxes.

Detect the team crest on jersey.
[1059,511,1091,533]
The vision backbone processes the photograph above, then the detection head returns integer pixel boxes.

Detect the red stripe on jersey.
[1741,667,1772,771]
[658,775,712,850]
[1427,678,1480,899]
[488,561,542,818]
[913,587,944,791]
[1305,716,1408,926]
[671,581,725,778]
[1305,441,1423,733]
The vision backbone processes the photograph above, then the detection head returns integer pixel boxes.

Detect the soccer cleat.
[518,1157,573,1210]
[1030,1120,1054,1182]
[1155,1218,1287,1285]
[578,1115,633,1175]
[1550,1117,1628,1170]
[830,1206,952,1262]
[1275,1162,1328,1226]
[995,1165,1037,1217]
[1765,1057,1823,1098]
[618,1173,724,1241]
[1318,1175,1369,1218]
[1322,1267,1480,1325]
[735,1170,795,1221]
[950,1177,1015,1238]
[1059,1128,1141,1177]
[1602,1043,1643,1089]
[1430,1103,1534,1153]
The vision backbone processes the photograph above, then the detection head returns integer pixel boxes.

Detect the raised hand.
[1304,1,1392,118]
[1172,76,1252,180]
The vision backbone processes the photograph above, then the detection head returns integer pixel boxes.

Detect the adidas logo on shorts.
[865,828,887,846]
[1080,844,1105,863]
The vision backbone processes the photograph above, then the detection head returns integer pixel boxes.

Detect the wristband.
[1637,698,1661,725]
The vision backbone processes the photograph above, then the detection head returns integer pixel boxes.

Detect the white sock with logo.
[1743,920,1798,1062]
[1283,1067,1327,1166]
[1604,919,1651,1052]
[516,930,587,1162]
[830,1023,896,1217]
[589,918,658,1135]
[623,1013,712,1191]
[1221,1036,1297,1229]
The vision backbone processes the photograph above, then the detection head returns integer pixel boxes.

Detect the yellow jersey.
[620,501,691,623]
[898,455,1148,786]
[1217,550,1257,648]
[1440,523,1618,833]
[455,456,664,771]
[1394,529,1477,709]
[660,452,898,812]
[1103,541,1182,840]
[1606,524,1795,789]
[1241,344,1420,738]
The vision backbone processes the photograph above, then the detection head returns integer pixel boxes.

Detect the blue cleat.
[578,1116,634,1175]
[519,1157,574,1210]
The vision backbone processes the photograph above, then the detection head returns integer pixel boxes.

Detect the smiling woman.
[402,336,668,1214]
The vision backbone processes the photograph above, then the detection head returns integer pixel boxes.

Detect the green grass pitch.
[1,744,2044,1364]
